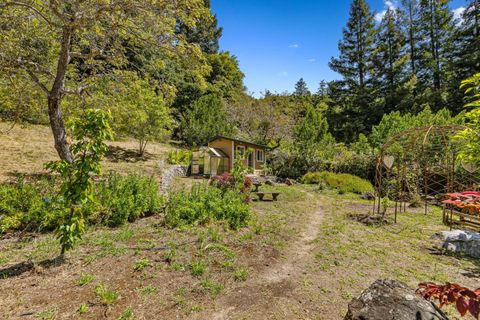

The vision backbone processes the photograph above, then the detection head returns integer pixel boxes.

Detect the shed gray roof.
[209,136,268,149]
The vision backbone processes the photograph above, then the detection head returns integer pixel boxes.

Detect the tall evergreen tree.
[417,0,455,109]
[447,0,480,113]
[328,0,377,142]
[316,80,329,96]
[372,8,410,114]
[401,0,422,80]
[294,78,310,96]
[177,0,223,54]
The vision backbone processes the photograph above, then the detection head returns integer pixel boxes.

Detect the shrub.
[165,183,251,230]
[301,171,373,194]
[0,173,165,234]
[95,173,165,227]
[0,177,63,234]
[167,149,192,165]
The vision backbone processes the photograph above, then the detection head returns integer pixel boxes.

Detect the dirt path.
[196,192,325,320]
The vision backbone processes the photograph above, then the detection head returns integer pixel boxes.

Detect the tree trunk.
[48,26,74,163]
[48,94,73,163]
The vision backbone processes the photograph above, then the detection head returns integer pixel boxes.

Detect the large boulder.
[432,230,480,259]
[345,279,448,320]
[160,164,189,195]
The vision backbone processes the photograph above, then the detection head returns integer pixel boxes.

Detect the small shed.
[191,147,229,176]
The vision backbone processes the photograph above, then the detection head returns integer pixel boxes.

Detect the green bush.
[95,173,165,227]
[0,177,63,233]
[165,183,250,230]
[301,171,373,194]
[0,173,165,234]
[167,149,192,165]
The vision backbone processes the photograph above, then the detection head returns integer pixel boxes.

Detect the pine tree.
[178,0,223,54]
[328,0,377,142]
[401,0,421,79]
[417,0,455,109]
[294,78,310,96]
[447,0,480,113]
[316,80,328,96]
[372,8,409,114]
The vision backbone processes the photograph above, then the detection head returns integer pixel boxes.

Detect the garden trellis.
[373,125,480,229]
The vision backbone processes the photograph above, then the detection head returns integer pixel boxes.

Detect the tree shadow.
[5,171,54,182]
[0,255,65,279]
[428,247,480,279]
[104,145,153,163]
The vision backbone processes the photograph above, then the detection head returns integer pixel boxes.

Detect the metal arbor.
[373,125,480,224]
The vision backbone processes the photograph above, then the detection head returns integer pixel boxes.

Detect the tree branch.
[1,2,59,26]
[61,85,90,95]
[24,68,49,94]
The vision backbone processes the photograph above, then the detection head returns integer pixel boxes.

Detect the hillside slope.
[0,122,175,181]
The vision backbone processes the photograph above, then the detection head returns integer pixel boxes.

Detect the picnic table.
[441,191,480,229]
[253,192,280,201]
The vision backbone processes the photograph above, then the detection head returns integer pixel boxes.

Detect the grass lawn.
[1,183,478,319]
[0,121,175,182]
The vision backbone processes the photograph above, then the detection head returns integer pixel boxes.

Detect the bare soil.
[195,192,325,320]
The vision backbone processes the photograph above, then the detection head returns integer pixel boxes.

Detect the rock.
[360,192,375,200]
[265,175,278,183]
[265,179,274,186]
[432,230,480,259]
[345,279,448,320]
[160,165,189,195]
[285,178,297,186]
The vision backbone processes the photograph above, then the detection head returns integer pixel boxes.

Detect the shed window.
[256,150,264,162]
[236,145,246,159]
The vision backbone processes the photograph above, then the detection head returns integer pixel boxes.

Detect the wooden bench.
[254,192,280,201]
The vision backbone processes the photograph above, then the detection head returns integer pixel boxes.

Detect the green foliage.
[190,259,206,277]
[94,173,165,227]
[76,273,95,286]
[301,171,374,194]
[328,0,377,142]
[200,278,224,297]
[94,283,120,307]
[117,307,135,320]
[99,72,173,155]
[0,173,164,235]
[207,53,245,100]
[0,177,62,234]
[77,304,89,315]
[293,104,329,144]
[180,94,234,146]
[133,258,152,271]
[167,149,192,165]
[370,106,463,149]
[45,109,113,254]
[294,78,310,96]
[34,307,57,320]
[233,267,249,281]
[456,73,480,166]
[165,183,251,230]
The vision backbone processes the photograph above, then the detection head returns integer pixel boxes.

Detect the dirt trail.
[197,192,324,320]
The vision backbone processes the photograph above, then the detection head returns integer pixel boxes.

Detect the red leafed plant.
[416,282,480,318]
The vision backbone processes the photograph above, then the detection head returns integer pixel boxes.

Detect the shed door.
[248,153,254,168]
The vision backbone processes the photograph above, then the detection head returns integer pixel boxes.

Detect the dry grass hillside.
[0,121,175,182]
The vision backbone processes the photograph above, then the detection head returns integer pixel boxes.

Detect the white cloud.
[307,58,316,63]
[288,44,299,48]
[453,7,466,25]
[277,71,288,77]
[375,0,397,22]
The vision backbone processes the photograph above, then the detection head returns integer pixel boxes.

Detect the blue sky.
[211,0,467,97]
